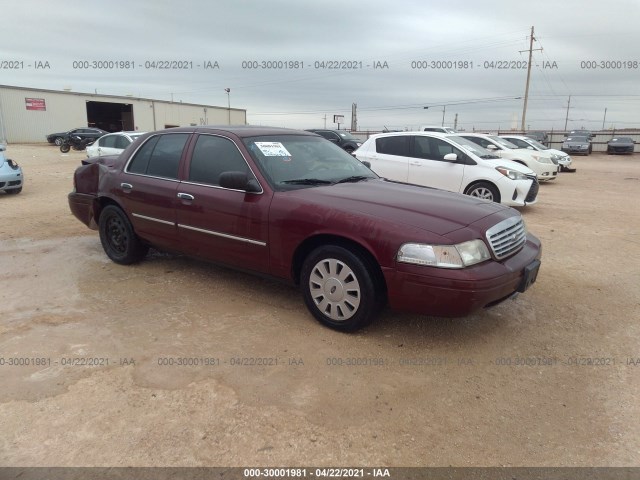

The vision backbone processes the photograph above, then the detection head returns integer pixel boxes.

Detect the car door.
[175,133,271,273]
[364,135,410,182]
[407,136,465,193]
[119,133,190,250]
[95,134,118,156]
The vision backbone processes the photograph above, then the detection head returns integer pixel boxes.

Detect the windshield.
[566,136,588,142]
[524,138,547,150]
[489,136,519,149]
[611,137,632,142]
[243,135,377,190]
[446,135,500,159]
[337,131,358,140]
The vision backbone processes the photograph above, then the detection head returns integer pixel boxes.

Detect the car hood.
[281,179,510,236]
[545,148,568,157]
[475,157,535,175]
[608,139,634,146]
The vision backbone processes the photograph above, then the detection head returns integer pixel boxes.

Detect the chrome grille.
[486,216,526,260]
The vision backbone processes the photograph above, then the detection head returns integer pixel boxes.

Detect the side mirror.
[443,153,457,162]
[486,144,497,150]
[527,146,534,150]
[362,161,372,168]
[219,171,261,192]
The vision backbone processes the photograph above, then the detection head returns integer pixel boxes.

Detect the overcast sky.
[2,0,640,131]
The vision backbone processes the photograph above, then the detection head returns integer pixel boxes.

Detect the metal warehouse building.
[0,84,246,143]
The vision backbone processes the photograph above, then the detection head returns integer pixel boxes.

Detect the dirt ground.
[0,144,639,468]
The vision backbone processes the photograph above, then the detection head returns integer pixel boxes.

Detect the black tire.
[5,187,22,195]
[465,182,500,203]
[54,137,64,146]
[60,143,70,153]
[301,245,382,332]
[344,146,355,154]
[98,205,149,265]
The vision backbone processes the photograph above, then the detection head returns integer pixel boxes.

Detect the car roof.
[152,125,318,138]
[500,135,530,140]
[367,131,448,139]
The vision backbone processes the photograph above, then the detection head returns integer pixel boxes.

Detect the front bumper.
[384,234,542,317]
[0,164,23,192]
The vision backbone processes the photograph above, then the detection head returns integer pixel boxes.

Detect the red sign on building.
[25,98,46,111]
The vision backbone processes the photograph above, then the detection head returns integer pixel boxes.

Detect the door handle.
[409,161,422,166]
[120,183,133,192]
[177,193,195,201]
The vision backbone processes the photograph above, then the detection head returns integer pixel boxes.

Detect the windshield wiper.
[281,178,334,185]
[334,175,372,184]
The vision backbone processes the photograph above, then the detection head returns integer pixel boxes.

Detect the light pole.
[423,105,446,126]
[225,88,231,125]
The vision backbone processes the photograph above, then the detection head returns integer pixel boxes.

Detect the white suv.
[355,132,539,206]
[454,133,558,181]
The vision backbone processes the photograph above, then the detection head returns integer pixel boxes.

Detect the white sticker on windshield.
[254,142,292,157]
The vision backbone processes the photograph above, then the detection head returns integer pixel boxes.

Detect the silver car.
[0,145,23,194]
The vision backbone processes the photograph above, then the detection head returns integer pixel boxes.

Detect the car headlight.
[551,154,561,161]
[397,239,491,269]
[496,166,528,181]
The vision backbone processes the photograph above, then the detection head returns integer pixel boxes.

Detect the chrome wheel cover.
[309,258,361,321]
[469,187,494,200]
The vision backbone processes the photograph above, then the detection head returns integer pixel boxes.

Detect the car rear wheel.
[99,205,149,265]
[465,182,500,203]
[301,245,381,331]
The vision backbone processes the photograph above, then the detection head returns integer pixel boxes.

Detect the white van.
[355,131,539,206]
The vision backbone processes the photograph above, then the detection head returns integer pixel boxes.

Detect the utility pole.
[323,114,327,128]
[351,103,358,131]
[441,105,446,126]
[454,113,458,130]
[602,108,607,130]
[564,95,571,130]
[520,26,542,132]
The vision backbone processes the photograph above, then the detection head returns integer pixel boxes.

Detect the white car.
[419,125,457,133]
[355,131,539,206]
[500,135,574,172]
[455,133,558,181]
[85,131,146,158]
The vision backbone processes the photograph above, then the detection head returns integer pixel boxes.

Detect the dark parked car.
[606,137,635,154]
[566,129,595,139]
[305,129,362,153]
[46,127,107,146]
[562,135,592,155]
[525,131,549,146]
[68,126,541,332]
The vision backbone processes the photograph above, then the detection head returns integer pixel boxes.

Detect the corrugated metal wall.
[0,85,246,143]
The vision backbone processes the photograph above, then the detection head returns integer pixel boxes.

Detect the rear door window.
[375,136,410,156]
[127,134,189,179]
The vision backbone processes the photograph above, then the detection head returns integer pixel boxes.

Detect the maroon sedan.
[68,126,541,331]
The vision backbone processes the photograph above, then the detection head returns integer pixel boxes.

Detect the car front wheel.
[54,137,64,146]
[98,205,149,265]
[465,182,500,203]
[301,245,382,331]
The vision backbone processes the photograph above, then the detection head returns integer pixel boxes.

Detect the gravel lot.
[0,144,639,467]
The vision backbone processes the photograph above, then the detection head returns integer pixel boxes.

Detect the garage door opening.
[86,101,134,132]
